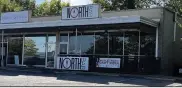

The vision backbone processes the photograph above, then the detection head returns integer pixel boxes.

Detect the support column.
[45,34,48,68]
[55,31,60,69]
[122,32,125,68]
[155,27,159,59]
[22,34,25,65]
[138,30,141,71]
[1,30,4,67]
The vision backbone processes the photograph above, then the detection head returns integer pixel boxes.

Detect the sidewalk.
[1,67,182,83]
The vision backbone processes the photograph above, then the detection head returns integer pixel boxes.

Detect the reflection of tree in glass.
[8,38,23,55]
[140,35,155,56]
[124,35,139,55]
[24,38,38,56]
[86,35,108,54]
[86,35,124,55]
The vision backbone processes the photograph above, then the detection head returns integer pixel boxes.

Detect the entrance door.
[60,33,69,54]
[46,34,56,68]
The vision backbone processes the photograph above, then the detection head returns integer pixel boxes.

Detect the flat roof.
[0,16,158,30]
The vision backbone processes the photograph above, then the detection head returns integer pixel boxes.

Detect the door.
[60,33,69,55]
[46,34,56,68]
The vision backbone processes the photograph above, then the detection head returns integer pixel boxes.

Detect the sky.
[36,0,92,6]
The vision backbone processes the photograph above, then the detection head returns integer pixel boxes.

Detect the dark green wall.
[173,15,182,66]
[160,9,175,75]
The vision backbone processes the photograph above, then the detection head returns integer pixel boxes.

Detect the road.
[0,70,181,87]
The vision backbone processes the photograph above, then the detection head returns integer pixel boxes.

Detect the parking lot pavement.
[0,70,181,87]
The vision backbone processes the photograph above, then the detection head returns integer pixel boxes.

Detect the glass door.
[46,34,56,68]
[60,33,69,54]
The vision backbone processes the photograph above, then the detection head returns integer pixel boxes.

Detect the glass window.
[8,37,23,65]
[95,32,109,54]
[47,35,56,68]
[78,33,94,55]
[140,32,156,56]
[69,34,77,54]
[109,32,124,55]
[124,31,139,56]
[23,35,46,66]
[60,35,68,42]
[60,44,68,54]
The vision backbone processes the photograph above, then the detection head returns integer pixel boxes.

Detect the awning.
[0,16,158,30]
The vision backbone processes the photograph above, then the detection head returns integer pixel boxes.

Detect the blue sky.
[36,0,92,6]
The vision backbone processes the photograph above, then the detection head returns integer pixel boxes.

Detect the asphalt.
[0,67,182,84]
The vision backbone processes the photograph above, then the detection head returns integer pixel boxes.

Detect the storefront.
[1,5,180,75]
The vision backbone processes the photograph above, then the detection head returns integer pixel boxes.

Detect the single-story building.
[0,4,181,76]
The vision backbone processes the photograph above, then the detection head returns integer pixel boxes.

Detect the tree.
[24,38,38,56]
[33,0,70,16]
[165,0,182,15]
[10,0,36,10]
[92,0,163,11]
[0,0,23,13]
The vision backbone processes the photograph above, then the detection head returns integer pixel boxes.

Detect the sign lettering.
[97,58,121,68]
[62,4,101,20]
[57,57,89,71]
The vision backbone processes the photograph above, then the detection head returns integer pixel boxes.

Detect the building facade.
[0,5,181,76]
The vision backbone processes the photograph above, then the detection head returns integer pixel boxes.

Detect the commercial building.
[0,4,181,75]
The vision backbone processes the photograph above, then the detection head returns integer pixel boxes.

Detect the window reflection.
[124,32,139,56]
[140,32,155,56]
[47,35,56,68]
[109,32,124,55]
[95,33,108,54]
[78,34,94,54]
[68,33,95,55]
[24,36,46,66]
[8,37,23,65]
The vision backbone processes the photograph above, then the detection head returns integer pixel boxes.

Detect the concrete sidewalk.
[1,67,182,83]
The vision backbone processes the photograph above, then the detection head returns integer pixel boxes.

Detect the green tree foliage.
[0,0,69,16]
[165,0,182,15]
[24,38,38,56]
[33,0,69,16]
[0,0,23,12]
[92,0,164,11]
[8,38,23,56]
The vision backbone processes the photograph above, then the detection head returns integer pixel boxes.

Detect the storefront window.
[68,32,95,55]
[140,32,156,56]
[95,32,109,55]
[8,37,23,65]
[78,33,94,54]
[47,35,56,68]
[23,35,46,66]
[109,32,124,55]
[124,31,139,56]
[60,33,69,54]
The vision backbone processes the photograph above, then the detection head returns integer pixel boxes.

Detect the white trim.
[0,16,158,30]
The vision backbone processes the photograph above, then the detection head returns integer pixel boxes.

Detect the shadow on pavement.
[0,70,176,87]
[56,73,174,87]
